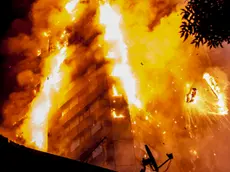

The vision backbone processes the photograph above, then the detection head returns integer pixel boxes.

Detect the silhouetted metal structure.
[141,145,173,172]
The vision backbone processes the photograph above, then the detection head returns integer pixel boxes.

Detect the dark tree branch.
[180,0,230,49]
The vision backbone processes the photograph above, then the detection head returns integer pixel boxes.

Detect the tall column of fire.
[99,2,141,119]
[19,0,81,151]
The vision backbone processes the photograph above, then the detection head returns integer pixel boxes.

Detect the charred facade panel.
[48,63,113,166]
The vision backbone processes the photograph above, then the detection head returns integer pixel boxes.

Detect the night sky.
[0,0,34,113]
[0,0,35,60]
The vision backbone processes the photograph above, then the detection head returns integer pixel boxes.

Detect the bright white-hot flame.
[42,31,50,37]
[217,94,228,115]
[37,49,41,56]
[193,94,199,104]
[203,72,228,115]
[113,64,141,108]
[203,73,220,98]
[21,47,68,150]
[99,2,141,109]
[112,110,124,119]
[65,0,79,14]
[112,85,120,97]
[20,0,80,151]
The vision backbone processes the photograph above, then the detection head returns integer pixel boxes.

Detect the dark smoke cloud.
[148,0,183,30]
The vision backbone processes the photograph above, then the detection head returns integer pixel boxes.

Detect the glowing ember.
[42,31,50,37]
[190,149,198,156]
[37,49,41,56]
[112,110,125,119]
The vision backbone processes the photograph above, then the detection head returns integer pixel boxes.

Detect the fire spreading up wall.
[1,1,138,171]
[1,0,230,172]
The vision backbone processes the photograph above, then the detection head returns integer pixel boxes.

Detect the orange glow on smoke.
[98,1,229,128]
[15,0,229,160]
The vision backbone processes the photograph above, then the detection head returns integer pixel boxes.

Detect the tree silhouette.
[180,0,230,48]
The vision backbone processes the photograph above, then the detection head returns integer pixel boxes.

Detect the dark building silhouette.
[0,134,114,172]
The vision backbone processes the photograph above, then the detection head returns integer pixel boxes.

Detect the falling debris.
[1,0,230,171]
